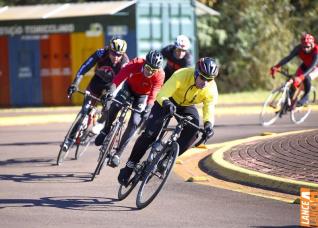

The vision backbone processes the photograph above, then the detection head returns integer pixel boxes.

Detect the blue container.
[9,36,42,106]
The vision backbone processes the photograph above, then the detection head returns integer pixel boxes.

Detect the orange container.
[0,36,10,107]
[40,34,72,106]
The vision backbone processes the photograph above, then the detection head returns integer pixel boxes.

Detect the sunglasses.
[176,48,187,52]
[195,70,214,82]
[110,50,123,57]
[144,63,158,74]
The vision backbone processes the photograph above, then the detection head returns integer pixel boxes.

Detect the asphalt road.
[1,111,317,227]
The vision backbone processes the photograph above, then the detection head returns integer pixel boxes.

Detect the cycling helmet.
[301,33,315,46]
[195,57,219,80]
[175,35,191,51]
[145,50,163,69]
[109,37,127,54]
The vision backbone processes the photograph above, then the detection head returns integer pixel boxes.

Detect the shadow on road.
[0,158,55,167]
[0,196,136,211]
[0,141,60,146]
[0,172,92,183]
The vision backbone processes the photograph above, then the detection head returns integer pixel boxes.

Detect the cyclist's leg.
[115,95,147,158]
[118,102,169,184]
[295,65,311,106]
[95,83,131,146]
[175,105,200,156]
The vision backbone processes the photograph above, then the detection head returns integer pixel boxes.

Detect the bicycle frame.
[91,98,142,180]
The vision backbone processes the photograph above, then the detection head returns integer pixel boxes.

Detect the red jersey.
[298,44,318,67]
[113,58,165,104]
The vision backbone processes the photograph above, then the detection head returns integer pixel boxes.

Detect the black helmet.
[145,50,163,69]
[195,57,219,80]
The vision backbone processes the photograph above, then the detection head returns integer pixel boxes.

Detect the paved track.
[1,108,317,227]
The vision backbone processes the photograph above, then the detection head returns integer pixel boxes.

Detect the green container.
[136,0,196,63]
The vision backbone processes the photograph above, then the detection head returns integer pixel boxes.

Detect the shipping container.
[136,0,196,60]
[0,1,210,107]
[0,36,10,107]
[70,32,104,105]
[40,34,72,106]
[8,36,42,106]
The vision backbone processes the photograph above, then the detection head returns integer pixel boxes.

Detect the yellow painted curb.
[206,128,318,195]
[186,176,209,182]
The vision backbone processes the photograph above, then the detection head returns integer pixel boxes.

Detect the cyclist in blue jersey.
[62,37,129,152]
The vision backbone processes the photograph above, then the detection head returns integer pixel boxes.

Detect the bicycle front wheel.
[260,88,284,126]
[118,166,143,201]
[57,113,84,165]
[290,86,316,124]
[136,142,179,209]
[75,131,95,160]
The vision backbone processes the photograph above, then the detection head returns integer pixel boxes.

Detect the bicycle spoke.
[260,90,284,126]
[291,88,316,124]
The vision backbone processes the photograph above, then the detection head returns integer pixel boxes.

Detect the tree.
[197,0,318,92]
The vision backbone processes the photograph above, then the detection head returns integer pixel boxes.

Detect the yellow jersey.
[156,67,218,123]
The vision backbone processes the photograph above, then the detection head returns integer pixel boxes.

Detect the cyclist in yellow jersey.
[117,57,219,185]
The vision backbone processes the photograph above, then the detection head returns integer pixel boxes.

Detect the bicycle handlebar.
[277,69,293,79]
[173,113,210,146]
[111,98,143,114]
[76,90,102,102]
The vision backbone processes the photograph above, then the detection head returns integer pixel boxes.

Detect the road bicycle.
[117,113,208,209]
[260,69,316,126]
[91,98,142,181]
[57,90,102,165]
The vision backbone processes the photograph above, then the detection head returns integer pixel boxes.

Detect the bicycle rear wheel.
[136,142,179,209]
[91,124,120,181]
[260,88,284,126]
[290,87,316,124]
[57,113,84,165]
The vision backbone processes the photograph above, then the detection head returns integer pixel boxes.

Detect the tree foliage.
[198,0,318,92]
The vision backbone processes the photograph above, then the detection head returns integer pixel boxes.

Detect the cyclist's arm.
[202,83,218,126]
[146,70,165,104]
[185,53,193,66]
[156,70,183,105]
[73,49,105,85]
[160,45,172,58]
[275,45,300,67]
[112,59,136,87]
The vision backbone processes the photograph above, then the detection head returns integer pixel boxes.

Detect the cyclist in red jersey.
[270,33,318,106]
[94,50,165,167]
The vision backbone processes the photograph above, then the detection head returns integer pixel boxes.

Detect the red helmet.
[301,33,315,46]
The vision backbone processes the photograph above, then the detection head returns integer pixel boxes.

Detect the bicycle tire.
[260,88,285,126]
[57,113,84,165]
[75,131,94,160]
[290,86,316,124]
[136,142,179,209]
[91,123,120,181]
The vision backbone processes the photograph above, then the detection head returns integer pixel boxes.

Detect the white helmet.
[175,35,191,51]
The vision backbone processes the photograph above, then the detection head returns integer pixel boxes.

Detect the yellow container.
[70,32,104,105]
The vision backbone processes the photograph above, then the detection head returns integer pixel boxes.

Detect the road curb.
[202,128,318,196]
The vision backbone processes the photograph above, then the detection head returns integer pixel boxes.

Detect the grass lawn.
[218,90,268,104]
